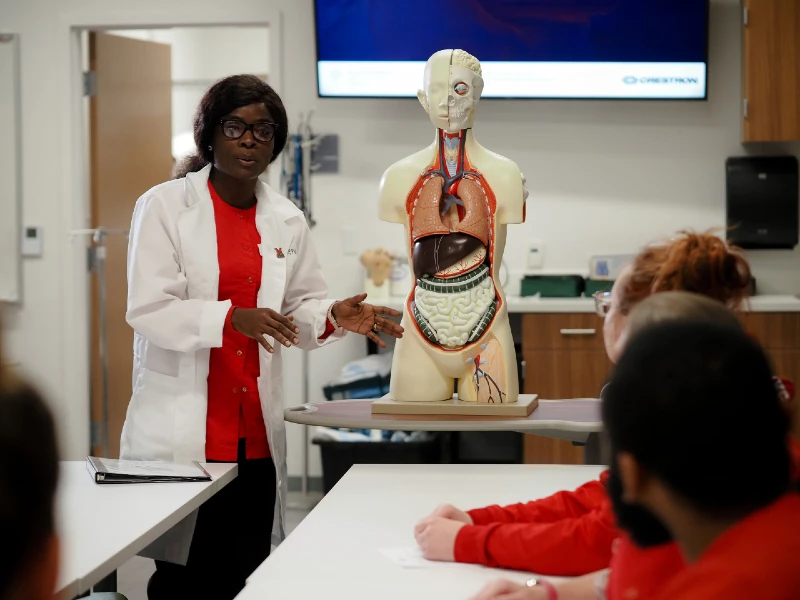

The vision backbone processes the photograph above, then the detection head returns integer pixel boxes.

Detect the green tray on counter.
[520,275,585,298]
[585,279,614,296]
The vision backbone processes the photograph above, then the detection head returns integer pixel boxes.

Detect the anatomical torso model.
[378,49,527,404]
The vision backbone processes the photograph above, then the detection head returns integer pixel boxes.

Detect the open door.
[89,32,173,457]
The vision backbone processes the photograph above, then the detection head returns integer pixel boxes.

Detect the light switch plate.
[21,226,42,258]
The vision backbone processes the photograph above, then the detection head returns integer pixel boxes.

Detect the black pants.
[147,440,277,600]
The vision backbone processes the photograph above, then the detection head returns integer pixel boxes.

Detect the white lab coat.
[120,164,345,564]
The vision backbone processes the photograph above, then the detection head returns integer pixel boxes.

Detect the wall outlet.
[527,241,543,269]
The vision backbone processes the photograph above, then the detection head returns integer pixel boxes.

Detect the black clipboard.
[86,456,212,484]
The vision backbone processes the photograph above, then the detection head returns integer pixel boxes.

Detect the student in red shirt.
[469,294,800,600]
[414,232,752,575]
[606,321,800,600]
[472,321,800,600]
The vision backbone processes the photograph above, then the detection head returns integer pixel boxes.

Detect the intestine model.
[378,49,528,403]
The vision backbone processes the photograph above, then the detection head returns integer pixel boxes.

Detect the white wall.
[1,0,799,480]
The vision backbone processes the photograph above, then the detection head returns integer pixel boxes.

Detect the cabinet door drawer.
[523,313,605,351]
[741,313,800,350]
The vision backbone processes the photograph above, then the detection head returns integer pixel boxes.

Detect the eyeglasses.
[219,119,278,143]
[593,290,612,318]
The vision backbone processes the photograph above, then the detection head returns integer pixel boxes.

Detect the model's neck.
[435,128,478,150]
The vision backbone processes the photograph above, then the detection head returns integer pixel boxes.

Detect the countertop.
[378,294,800,314]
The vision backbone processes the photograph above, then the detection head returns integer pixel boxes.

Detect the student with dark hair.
[123,74,403,600]
[603,322,800,600]
[0,373,60,600]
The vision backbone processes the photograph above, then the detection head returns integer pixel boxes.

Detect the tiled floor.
[117,493,320,600]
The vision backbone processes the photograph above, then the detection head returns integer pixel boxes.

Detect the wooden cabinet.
[521,314,610,465]
[742,0,800,142]
[521,311,800,464]
[743,312,800,439]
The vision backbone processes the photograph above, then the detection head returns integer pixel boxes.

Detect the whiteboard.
[0,34,20,302]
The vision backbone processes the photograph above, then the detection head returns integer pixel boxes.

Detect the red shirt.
[205,181,336,461]
[454,378,799,583]
[206,182,270,461]
[607,435,800,600]
[454,472,617,575]
[653,494,800,600]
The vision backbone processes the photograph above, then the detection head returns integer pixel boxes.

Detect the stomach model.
[406,132,499,350]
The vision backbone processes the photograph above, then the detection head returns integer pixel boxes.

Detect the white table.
[56,461,237,598]
[238,464,605,600]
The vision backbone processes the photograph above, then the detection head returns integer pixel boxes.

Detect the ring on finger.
[372,320,379,332]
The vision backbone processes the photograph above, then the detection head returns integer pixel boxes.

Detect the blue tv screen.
[314,0,709,99]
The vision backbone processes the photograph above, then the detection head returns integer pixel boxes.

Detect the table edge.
[56,462,238,596]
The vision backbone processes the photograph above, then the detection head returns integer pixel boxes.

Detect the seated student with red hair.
[470,294,800,600]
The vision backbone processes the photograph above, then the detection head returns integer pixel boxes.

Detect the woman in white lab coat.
[121,74,403,600]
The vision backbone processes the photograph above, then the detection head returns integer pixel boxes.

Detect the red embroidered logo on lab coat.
[275,248,285,258]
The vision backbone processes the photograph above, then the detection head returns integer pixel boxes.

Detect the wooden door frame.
[57,5,284,457]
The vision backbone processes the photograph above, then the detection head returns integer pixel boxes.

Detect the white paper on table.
[379,546,435,568]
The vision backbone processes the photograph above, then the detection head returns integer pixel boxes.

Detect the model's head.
[603,322,790,548]
[598,230,752,363]
[172,74,289,180]
[418,49,484,132]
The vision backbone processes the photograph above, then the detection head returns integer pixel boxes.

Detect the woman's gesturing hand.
[331,294,404,348]
[231,308,300,353]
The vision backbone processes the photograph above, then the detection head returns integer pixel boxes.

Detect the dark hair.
[603,321,790,518]
[172,74,289,179]
[0,380,59,598]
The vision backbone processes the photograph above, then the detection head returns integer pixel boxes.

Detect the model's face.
[418,51,484,132]
[211,103,276,181]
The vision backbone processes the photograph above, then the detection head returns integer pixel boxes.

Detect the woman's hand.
[426,503,473,524]
[471,580,548,600]
[331,293,404,348]
[231,308,300,353]
[413,516,465,561]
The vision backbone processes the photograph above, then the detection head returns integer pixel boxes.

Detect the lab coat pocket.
[128,369,180,460]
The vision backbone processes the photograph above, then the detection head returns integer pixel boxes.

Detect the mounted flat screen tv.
[314,0,709,100]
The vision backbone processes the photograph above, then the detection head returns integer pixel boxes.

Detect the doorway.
[81,26,271,458]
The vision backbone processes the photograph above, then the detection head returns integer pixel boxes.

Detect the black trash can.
[313,435,442,494]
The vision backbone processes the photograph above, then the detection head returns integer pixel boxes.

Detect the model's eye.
[454,82,469,96]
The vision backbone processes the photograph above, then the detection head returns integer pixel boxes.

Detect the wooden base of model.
[372,393,538,417]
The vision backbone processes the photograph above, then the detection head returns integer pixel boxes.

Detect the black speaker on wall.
[726,156,799,250]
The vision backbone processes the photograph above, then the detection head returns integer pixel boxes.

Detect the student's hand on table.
[427,503,473,524]
[470,579,548,600]
[231,308,300,353]
[413,516,465,561]
[331,294,404,348]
